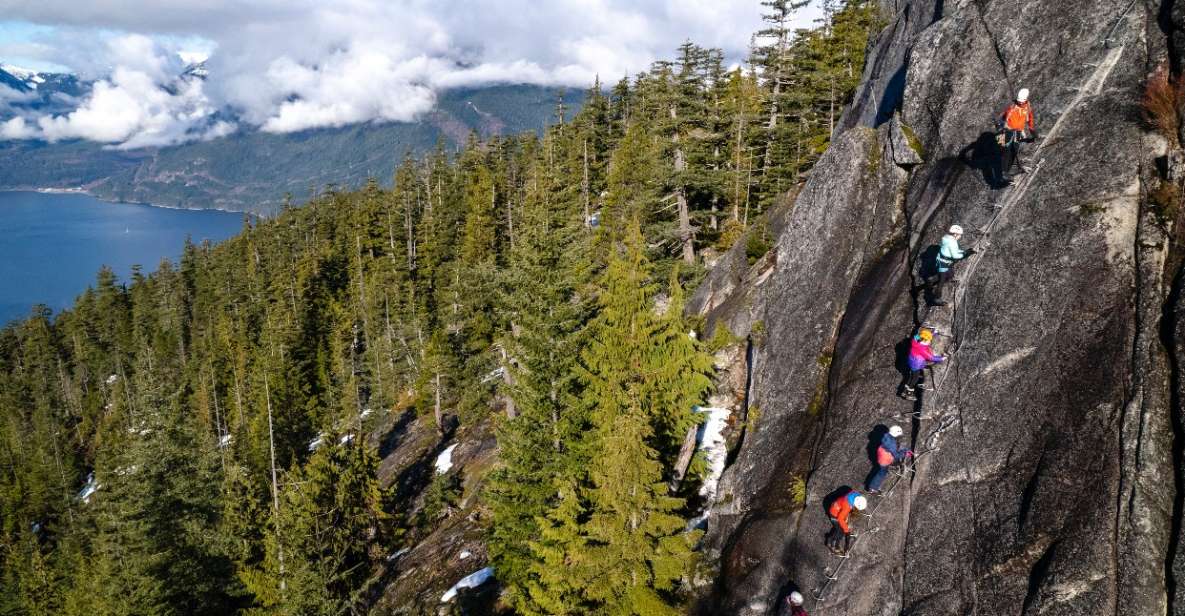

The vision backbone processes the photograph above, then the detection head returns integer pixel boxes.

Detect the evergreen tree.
[568,223,709,613]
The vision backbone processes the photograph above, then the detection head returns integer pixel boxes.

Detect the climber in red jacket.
[996,88,1037,183]
[825,489,867,555]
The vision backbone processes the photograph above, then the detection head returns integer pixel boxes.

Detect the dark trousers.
[825,518,850,552]
[906,367,925,390]
[925,269,953,303]
[1002,130,1024,175]
[868,464,890,491]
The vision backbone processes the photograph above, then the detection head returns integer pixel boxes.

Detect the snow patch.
[218,433,233,448]
[459,550,472,560]
[339,433,354,446]
[360,408,373,419]
[308,434,325,452]
[982,346,1037,375]
[77,473,99,503]
[688,406,731,529]
[480,367,506,383]
[440,567,494,603]
[435,444,458,474]
[106,374,119,385]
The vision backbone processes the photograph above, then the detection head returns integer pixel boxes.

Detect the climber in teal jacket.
[925,224,975,306]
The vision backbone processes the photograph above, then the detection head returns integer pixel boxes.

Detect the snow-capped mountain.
[0,57,577,213]
[0,64,88,116]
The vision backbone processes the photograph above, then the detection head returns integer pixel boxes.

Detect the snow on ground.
[339,433,354,445]
[440,567,494,603]
[308,434,325,452]
[688,406,731,529]
[218,433,233,448]
[459,550,472,560]
[435,444,458,475]
[77,473,99,503]
[360,408,373,420]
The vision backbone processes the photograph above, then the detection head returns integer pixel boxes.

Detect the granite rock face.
[692,1,1185,614]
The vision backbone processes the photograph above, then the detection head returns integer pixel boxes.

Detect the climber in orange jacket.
[996,88,1037,183]
[825,489,867,555]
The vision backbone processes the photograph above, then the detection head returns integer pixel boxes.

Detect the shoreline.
[0,187,258,217]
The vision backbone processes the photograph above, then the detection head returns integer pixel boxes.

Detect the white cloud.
[0,116,37,139]
[22,36,226,148]
[0,1,823,145]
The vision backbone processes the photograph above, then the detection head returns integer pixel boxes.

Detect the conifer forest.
[0,2,878,613]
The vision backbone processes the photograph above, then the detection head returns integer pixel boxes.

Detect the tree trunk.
[670,424,700,491]
[434,372,444,434]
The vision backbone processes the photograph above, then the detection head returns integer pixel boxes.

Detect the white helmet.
[889,425,904,437]
[1017,88,1030,103]
[853,495,868,510]
[948,224,964,235]
[789,591,804,606]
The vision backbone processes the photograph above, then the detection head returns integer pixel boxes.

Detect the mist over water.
[0,191,243,324]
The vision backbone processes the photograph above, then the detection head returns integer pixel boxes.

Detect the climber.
[825,489,867,556]
[924,224,975,306]
[995,88,1038,184]
[867,425,913,494]
[782,591,808,616]
[901,328,945,401]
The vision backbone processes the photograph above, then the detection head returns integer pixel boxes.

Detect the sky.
[0,1,823,148]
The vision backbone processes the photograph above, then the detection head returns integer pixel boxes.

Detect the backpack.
[877,445,894,466]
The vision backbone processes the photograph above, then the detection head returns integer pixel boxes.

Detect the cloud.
[10,34,231,148]
[0,1,822,145]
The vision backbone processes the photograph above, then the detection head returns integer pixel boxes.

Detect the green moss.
[707,323,738,353]
[1150,180,1182,226]
[900,121,925,158]
[745,404,763,432]
[750,320,766,347]
[867,132,882,175]
[745,217,772,265]
[788,474,807,509]
[806,381,827,417]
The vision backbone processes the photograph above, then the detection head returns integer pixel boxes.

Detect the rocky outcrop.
[693,1,1185,614]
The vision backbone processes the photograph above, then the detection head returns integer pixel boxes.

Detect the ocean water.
[0,191,245,324]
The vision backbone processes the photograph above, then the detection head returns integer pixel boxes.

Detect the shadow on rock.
[958,131,1007,189]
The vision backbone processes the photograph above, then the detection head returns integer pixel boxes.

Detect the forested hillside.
[0,1,878,613]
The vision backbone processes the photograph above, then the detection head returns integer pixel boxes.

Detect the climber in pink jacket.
[901,328,944,401]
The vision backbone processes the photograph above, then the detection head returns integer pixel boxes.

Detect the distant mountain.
[0,64,580,214]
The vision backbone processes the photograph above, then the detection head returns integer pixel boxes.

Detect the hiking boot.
[902,393,917,402]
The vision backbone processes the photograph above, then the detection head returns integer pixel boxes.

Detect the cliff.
[690,1,1185,614]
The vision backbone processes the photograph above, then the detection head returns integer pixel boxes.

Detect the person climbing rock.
[867,425,913,494]
[925,225,975,306]
[782,591,808,616]
[825,489,867,556]
[996,88,1038,184]
[901,328,945,401]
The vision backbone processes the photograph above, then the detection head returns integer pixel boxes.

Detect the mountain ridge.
[0,64,579,214]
